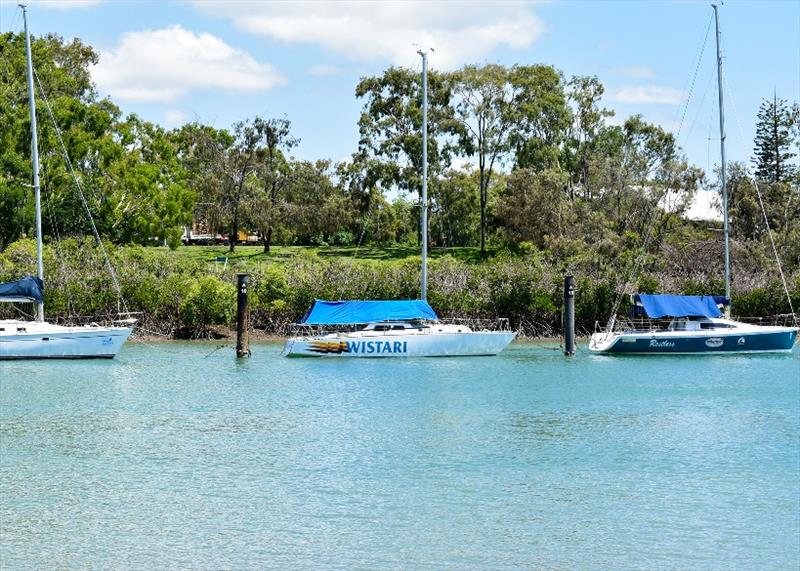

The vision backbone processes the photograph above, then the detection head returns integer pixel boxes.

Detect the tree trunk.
[479,167,486,254]
[264,226,273,254]
[229,215,237,253]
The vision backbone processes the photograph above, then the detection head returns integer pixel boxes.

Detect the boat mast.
[21,4,44,322]
[418,50,428,301]
[713,4,731,316]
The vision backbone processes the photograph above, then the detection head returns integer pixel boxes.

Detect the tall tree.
[451,64,514,254]
[250,117,298,254]
[187,120,261,252]
[508,64,572,174]
[355,66,463,244]
[753,93,796,183]
[565,75,614,199]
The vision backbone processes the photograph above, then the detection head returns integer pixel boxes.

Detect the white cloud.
[92,25,285,103]
[307,64,343,77]
[163,109,189,128]
[33,0,102,9]
[193,1,545,69]
[618,65,656,79]
[612,85,684,105]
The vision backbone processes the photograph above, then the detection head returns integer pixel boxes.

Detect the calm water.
[1,342,799,570]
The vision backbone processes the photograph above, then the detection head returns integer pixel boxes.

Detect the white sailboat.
[283,51,516,357]
[0,6,133,360]
[589,5,798,355]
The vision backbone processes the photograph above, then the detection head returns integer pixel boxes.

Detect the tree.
[564,75,614,199]
[250,117,298,254]
[0,31,111,246]
[281,160,352,245]
[355,66,464,244]
[187,120,260,252]
[508,64,572,174]
[451,64,515,254]
[109,116,194,247]
[753,93,796,183]
[0,32,193,249]
[429,168,480,247]
[495,168,571,248]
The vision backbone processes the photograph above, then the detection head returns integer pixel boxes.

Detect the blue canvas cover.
[300,300,438,325]
[0,276,43,303]
[633,293,722,318]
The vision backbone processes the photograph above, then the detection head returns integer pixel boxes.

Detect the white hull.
[0,320,132,359]
[284,326,516,357]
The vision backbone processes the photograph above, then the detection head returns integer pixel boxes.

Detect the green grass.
[155,244,497,265]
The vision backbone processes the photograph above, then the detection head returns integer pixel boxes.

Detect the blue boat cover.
[0,276,44,303]
[300,299,438,325]
[634,293,722,318]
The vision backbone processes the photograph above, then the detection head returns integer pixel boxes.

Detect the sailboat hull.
[0,321,132,360]
[590,326,797,354]
[285,330,516,357]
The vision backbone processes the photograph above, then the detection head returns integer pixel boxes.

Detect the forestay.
[299,300,438,325]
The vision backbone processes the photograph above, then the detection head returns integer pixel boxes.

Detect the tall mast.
[418,50,428,301]
[713,4,731,315]
[21,4,44,322]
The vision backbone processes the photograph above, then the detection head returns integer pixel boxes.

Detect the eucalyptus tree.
[355,66,464,244]
[250,117,298,254]
[564,75,614,199]
[185,120,261,252]
[450,64,514,254]
[508,64,572,174]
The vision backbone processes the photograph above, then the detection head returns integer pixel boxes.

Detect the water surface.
[2,342,799,569]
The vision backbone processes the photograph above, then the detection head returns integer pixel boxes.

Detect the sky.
[1,0,798,218]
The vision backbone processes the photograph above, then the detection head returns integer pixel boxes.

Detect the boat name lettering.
[347,340,408,354]
[649,339,675,348]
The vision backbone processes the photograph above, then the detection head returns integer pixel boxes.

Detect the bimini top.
[0,276,43,303]
[299,299,438,325]
[632,293,728,319]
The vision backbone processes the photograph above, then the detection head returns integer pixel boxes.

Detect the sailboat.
[283,51,516,357]
[0,6,133,360]
[589,5,798,355]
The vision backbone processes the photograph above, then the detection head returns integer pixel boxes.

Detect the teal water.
[1,343,799,570]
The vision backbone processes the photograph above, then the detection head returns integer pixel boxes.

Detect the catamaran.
[590,5,798,355]
[283,51,516,357]
[0,7,133,360]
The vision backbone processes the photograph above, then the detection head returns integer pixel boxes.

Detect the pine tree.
[752,93,796,183]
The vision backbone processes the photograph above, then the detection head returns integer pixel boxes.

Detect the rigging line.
[5,7,21,35]
[723,72,798,326]
[603,13,714,332]
[674,12,713,142]
[681,66,717,149]
[31,65,130,317]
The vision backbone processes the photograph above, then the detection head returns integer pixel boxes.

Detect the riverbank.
[2,239,798,339]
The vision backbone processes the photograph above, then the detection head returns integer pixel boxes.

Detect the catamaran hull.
[590,328,798,354]
[0,325,133,359]
[284,331,516,357]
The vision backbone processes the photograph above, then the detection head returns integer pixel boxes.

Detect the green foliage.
[753,94,797,183]
[0,32,193,248]
[179,276,236,337]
